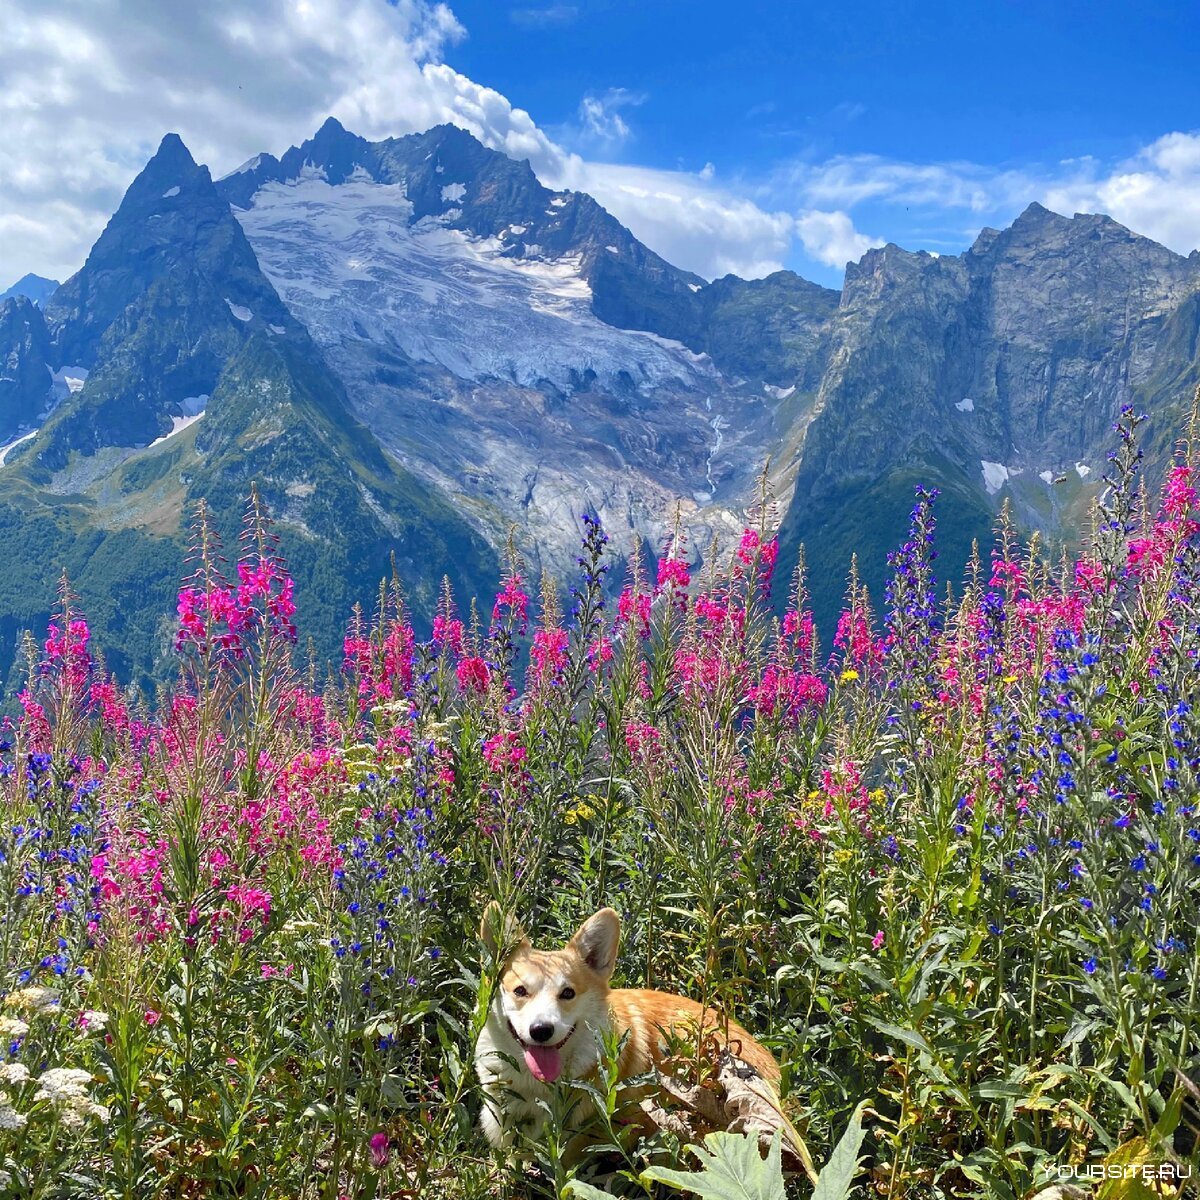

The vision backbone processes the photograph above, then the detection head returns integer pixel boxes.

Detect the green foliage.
[641,1132,787,1200]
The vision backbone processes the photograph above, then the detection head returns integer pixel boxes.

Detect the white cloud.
[509,4,579,28]
[795,210,882,269]
[9,0,1200,297]
[572,88,644,152]
[780,133,1200,263]
[784,154,1037,214]
[554,160,796,279]
[1041,132,1200,257]
[0,0,797,286]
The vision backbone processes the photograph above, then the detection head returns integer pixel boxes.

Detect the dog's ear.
[570,908,620,978]
[480,901,527,961]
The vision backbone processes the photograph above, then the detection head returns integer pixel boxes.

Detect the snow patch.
[434,164,444,174]
[507,224,527,236]
[162,186,180,198]
[1039,470,1054,484]
[981,461,1009,494]
[268,323,286,335]
[225,299,252,322]
[148,406,206,449]
[0,428,37,467]
[224,154,263,178]
[234,174,716,392]
[605,245,619,254]
[955,397,975,412]
[48,364,88,405]
[688,283,701,292]
[763,383,796,400]
[1075,462,1091,478]
[550,196,567,208]
[440,183,466,203]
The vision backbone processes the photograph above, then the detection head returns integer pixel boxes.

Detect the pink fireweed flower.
[529,627,569,689]
[492,575,529,632]
[833,610,885,674]
[456,656,490,695]
[735,529,780,593]
[624,721,662,764]
[432,613,465,656]
[782,609,815,661]
[482,731,527,775]
[144,1010,161,1026]
[587,633,614,673]
[616,586,652,638]
[656,556,691,591]
[17,691,51,752]
[89,680,130,736]
[871,930,885,951]
[750,666,827,724]
[369,1132,390,1168]
[1163,463,1197,518]
[226,885,272,924]
[43,617,92,689]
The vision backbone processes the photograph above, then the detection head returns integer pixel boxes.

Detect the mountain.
[779,202,1200,619]
[0,132,497,685]
[3,119,1200,685]
[213,117,829,585]
[0,274,59,308]
[0,297,55,444]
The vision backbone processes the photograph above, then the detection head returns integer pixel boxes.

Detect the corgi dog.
[474,904,780,1149]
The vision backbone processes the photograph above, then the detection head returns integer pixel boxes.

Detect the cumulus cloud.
[781,135,1200,262]
[0,0,797,285]
[551,160,795,279]
[795,209,882,269]
[1041,132,1200,256]
[8,0,1200,294]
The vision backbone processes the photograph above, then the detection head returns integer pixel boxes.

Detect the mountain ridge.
[3,118,1200,686]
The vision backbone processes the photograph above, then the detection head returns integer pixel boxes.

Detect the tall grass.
[0,415,1195,1198]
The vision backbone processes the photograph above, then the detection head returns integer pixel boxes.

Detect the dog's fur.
[474,904,780,1149]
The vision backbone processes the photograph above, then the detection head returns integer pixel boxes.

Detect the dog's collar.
[507,1017,576,1053]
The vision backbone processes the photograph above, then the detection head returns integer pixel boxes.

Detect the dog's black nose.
[529,1022,555,1044]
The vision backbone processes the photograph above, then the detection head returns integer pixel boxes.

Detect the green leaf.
[564,1183,620,1199]
[812,1100,869,1200]
[641,1131,786,1200]
[865,1018,934,1058]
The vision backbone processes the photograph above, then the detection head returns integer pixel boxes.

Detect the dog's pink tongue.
[524,1044,562,1083]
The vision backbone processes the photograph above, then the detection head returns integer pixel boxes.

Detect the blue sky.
[4,0,1200,287]
[443,0,1200,282]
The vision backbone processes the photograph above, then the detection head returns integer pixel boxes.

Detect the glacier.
[234,175,716,394]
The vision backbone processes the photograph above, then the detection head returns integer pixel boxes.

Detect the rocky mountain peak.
[0,274,60,308]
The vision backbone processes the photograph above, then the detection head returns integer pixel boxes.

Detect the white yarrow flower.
[0,1104,27,1130]
[5,986,60,1015]
[0,1063,30,1084]
[0,1017,29,1038]
[35,1067,93,1104]
[80,1009,109,1031]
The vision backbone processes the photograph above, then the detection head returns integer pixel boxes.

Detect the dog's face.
[481,905,620,1083]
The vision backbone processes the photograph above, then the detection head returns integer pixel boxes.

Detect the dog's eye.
[512,985,528,998]
[559,987,576,1000]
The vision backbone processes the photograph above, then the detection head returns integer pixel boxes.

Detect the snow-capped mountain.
[3,115,1200,685]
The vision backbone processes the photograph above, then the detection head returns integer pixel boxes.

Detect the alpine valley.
[3,117,1199,685]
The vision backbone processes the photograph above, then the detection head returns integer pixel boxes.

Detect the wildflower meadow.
[0,408,1197,1199]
